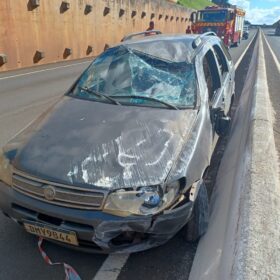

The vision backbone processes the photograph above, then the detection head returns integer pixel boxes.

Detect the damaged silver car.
[0,32,235,253]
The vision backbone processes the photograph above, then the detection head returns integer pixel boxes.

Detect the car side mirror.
[216,116,231,136]
[210,107,231,137]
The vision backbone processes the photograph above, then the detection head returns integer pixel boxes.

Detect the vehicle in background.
[243,25,249,40]
[191,5,245,47]
[275,22,280,36]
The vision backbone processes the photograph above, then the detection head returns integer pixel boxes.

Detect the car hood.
[12,97,198,190]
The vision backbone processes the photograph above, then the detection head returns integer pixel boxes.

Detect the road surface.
[0,30,258,280]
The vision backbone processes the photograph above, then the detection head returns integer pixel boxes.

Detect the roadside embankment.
[189,30,280,279]
[0,0,193,72]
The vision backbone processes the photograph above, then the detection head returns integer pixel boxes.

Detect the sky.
[230,0,280,25]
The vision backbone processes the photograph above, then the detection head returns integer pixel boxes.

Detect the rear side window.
[220,43,232,62]
[213,44,229,76]
[203,50,221,101]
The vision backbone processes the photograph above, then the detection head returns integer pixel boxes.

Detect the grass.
[177,0,213,10]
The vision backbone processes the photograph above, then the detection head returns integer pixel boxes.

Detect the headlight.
[0,148,13,186]
[103,181,180,217]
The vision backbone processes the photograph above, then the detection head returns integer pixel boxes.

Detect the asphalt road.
[0,30,257,280]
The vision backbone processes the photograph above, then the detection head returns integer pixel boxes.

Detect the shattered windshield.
[71,46,197,108]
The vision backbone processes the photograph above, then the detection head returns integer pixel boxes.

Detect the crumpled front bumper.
[0,181,193,253]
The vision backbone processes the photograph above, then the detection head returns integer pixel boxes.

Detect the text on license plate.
[23,222,79,246]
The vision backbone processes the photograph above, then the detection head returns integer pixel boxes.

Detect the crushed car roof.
[114,34,208,63]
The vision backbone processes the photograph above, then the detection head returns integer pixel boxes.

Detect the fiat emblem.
[43,185,56,201]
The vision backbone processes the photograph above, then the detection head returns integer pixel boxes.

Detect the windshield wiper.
[110,95,178,110]
[79,86,121,105]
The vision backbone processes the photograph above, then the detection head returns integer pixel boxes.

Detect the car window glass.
[203,57,213,100]
[220,43,232,62]
[203,50,221,101]
[71,46,197,108]
[213,45,229,77]
[197,10,227,22]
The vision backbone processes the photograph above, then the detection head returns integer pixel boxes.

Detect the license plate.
[23,221,79,246]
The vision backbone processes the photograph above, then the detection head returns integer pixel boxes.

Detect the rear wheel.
[182,181,209,242]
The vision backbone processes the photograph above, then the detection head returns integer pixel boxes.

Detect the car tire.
[182,181,209,242]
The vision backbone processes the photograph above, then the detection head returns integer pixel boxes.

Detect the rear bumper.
[0,181,193,253]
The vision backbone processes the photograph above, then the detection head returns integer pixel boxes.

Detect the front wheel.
[182,181,209,242]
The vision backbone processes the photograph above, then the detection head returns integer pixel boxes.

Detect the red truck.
[191,6,246,47]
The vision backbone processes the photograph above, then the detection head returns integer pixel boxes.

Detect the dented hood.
[13,97,197,190]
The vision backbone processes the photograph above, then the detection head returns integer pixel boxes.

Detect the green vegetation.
[177,0,213,10]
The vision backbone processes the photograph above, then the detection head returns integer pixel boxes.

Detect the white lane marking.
[262,30,280,74]
[234,30,258,69]
[93,254,130,280]
[0,60,91,81]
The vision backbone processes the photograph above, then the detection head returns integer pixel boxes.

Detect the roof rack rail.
[192,32,217,49]
[122,30,162,42]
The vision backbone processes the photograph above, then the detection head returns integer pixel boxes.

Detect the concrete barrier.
[0,0,193,72]
[189,30,280,279]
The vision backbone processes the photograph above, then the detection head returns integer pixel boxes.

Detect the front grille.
[12,170,106,210]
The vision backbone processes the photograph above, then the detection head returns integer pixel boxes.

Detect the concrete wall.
[0,0,194,72]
